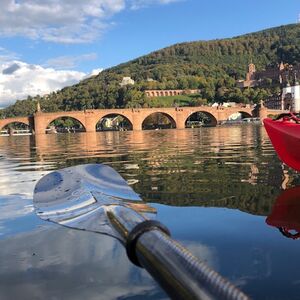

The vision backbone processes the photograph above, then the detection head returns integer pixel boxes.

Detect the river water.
[0,124,300,300]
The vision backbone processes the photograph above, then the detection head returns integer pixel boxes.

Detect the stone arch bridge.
[0,105,273,134]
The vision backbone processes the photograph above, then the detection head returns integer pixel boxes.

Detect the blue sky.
[0,0,299,107]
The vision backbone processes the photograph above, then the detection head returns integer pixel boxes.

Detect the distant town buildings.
[236,61,300,111]
[265,93,282,110]
[265,79,300,111]
[120,77,135,86]
[282,80,300,111]
[237,62,300,88]
[145,89,200,97]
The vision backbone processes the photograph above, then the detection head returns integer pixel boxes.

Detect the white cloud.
[45,53,98,69]
[0,0,126,44]
[0,60,86,107]
[130,0,181,10]
[90,68,104,76]
[0,0,180,44]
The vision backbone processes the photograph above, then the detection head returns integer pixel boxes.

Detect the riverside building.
[265,79,300,111]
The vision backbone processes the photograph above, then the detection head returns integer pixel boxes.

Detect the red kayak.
[263,114,300,171]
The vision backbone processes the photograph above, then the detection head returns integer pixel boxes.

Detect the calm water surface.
[0,124,300,300]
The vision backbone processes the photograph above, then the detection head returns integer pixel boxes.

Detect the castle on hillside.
[237,62,300,88]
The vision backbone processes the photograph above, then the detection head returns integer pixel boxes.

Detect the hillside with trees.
[1,23,299,118]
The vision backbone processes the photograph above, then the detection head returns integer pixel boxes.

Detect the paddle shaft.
[107,205,249,300]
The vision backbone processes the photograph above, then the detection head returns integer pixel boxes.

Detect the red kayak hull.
[263,118,300,171]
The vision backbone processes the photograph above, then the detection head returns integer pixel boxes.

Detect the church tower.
[246,63,256,81]
[36,101,41,113]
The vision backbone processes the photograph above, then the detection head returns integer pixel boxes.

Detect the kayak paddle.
[33,163,249,300]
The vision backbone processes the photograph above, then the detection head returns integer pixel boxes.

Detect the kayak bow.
[263,116,300,171]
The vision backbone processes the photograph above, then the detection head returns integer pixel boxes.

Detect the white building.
[282,81,300,111]
[120,77,135,86]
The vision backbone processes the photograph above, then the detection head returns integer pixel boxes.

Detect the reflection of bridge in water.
[0,129,32,136]
[0,105,284,134]
[0,126,283,216]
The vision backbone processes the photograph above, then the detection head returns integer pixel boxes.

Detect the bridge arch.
[227,111,252,121]
[142,112,176,130]
[96,113,133,131]
[0,121,32,135]
[45,116,86,133]
[239,111,252,118]
[185,111,218,128]
[0,121,30,131]
[0,119,30,131]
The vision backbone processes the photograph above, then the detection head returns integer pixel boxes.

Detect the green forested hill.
[1,23,300,118]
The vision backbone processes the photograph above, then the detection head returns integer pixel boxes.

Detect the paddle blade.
[33,164,142,239]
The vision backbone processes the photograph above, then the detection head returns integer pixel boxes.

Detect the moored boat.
[263,114,300,171]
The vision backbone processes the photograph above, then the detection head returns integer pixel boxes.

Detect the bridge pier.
[258,107,269,119]
[175,108,186,129]
[132,110,143,130]
[34,112,46,134]
[216,110,228,123]
[84,111,97,132]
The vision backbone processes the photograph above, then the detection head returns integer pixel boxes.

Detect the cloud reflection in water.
[0,195,166,299]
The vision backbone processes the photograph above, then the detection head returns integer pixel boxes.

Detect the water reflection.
[0,195,36,237]
[0,124,270,160]
[1,125,300,299]
[0,126,291,213]
[266,186,300,240]
[0,196,166,300]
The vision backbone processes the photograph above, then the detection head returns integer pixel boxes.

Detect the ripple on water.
[1,126,300,299]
